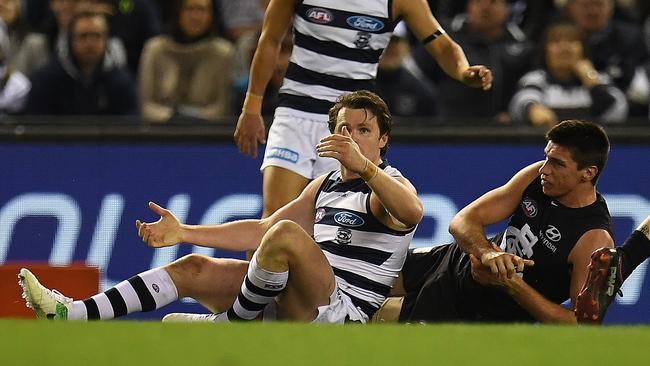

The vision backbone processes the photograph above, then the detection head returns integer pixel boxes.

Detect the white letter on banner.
[0,193,80,264]
[604,194,650,305]
[87,194,125,270]
[410,194,458,248]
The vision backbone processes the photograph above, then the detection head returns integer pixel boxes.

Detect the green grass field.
[2,320,648,365]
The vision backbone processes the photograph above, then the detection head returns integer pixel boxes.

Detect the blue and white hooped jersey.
[313,163,415,317]
[279,0,396,114]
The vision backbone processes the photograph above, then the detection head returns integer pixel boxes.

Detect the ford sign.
[334,212,365,227]
[346,16,384,32]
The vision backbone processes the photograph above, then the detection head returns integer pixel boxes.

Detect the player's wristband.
[242,92,263,115]
[360,160,379,183]
[421,28,446,45]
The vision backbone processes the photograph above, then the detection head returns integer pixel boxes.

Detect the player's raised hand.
[316,126,367,173]
[461,65,493,91]
[234,113,266,158]
[480,243,534,279]
[135,202,183,248]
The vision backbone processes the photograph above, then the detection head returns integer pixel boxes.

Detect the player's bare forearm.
[449,212,493,258]
[180,220,268,252]
[425,36,470,83]
[506,276,577,324]
[368,173,423,228]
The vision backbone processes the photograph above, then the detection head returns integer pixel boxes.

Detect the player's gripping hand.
[461,65,493,91]
[480,243,534,279]
[135,202,183,248]
[316,126,367,173]
[234,113,266,158]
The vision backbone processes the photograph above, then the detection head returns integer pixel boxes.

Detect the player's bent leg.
[261,166,310,218]
[164,254,248,313]
[233,220,335,322]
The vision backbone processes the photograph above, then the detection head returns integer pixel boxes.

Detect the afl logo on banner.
[334,212,365,227]
[306,8,333,24]
[521,198,538,218]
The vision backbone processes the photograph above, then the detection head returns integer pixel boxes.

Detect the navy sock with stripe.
[225,255,288,321]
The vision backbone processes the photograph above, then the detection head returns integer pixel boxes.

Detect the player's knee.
[259,220,304,257]
[167,253,211,279]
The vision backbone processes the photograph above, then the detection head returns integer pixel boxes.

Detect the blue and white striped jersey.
[313,162,415,317]
[279,0,396,114]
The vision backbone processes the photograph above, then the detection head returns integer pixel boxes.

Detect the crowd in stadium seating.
[0,0,648,125]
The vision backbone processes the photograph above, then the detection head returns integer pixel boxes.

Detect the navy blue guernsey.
[279,0,396,114]
[467,177,613,322]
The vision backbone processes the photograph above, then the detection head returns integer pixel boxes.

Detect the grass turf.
[2,320,648,365]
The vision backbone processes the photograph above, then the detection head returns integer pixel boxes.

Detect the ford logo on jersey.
[334,212,365,227]
[346,16,384,32]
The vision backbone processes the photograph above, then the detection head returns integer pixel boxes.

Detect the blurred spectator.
[0,0,27,66]
[87,0,163,75]
[376,23,437,117]
[565,0,649,116]
[139,0,233,122]
[14,0,126,78]
[25,11,137,115]
[428,0,556,42]
[0,19,30,114]
[215,0,263,42]
[410,0,534,123]
[509,22,628,128]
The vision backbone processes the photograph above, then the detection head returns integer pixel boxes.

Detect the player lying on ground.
[375,120,615,324]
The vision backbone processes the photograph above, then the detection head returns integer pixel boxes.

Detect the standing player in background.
[235,0,493,220]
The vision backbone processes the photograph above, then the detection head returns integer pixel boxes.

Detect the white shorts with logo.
[262,285,369,324]
[261,107,338,179]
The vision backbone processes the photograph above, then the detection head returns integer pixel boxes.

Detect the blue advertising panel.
[2,142,649,323]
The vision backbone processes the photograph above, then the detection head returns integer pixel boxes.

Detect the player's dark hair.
[328,90,393,156]
[546,120,610,184]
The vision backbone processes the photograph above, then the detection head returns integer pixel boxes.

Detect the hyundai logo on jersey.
[545,225,562,242]
[346,16,384,32]
[306,8,333,24]
[334,212,365,227]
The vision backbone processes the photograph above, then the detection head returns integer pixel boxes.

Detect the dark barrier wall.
[2,142,649,323]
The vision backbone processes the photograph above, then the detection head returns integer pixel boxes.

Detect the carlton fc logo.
[347,16,385,32]
[334,212,365,227]
[521,198,538,218]
[306,8,333,24]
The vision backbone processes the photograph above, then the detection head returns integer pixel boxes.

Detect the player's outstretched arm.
[394,0,492,90]
[136,180,321,251]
